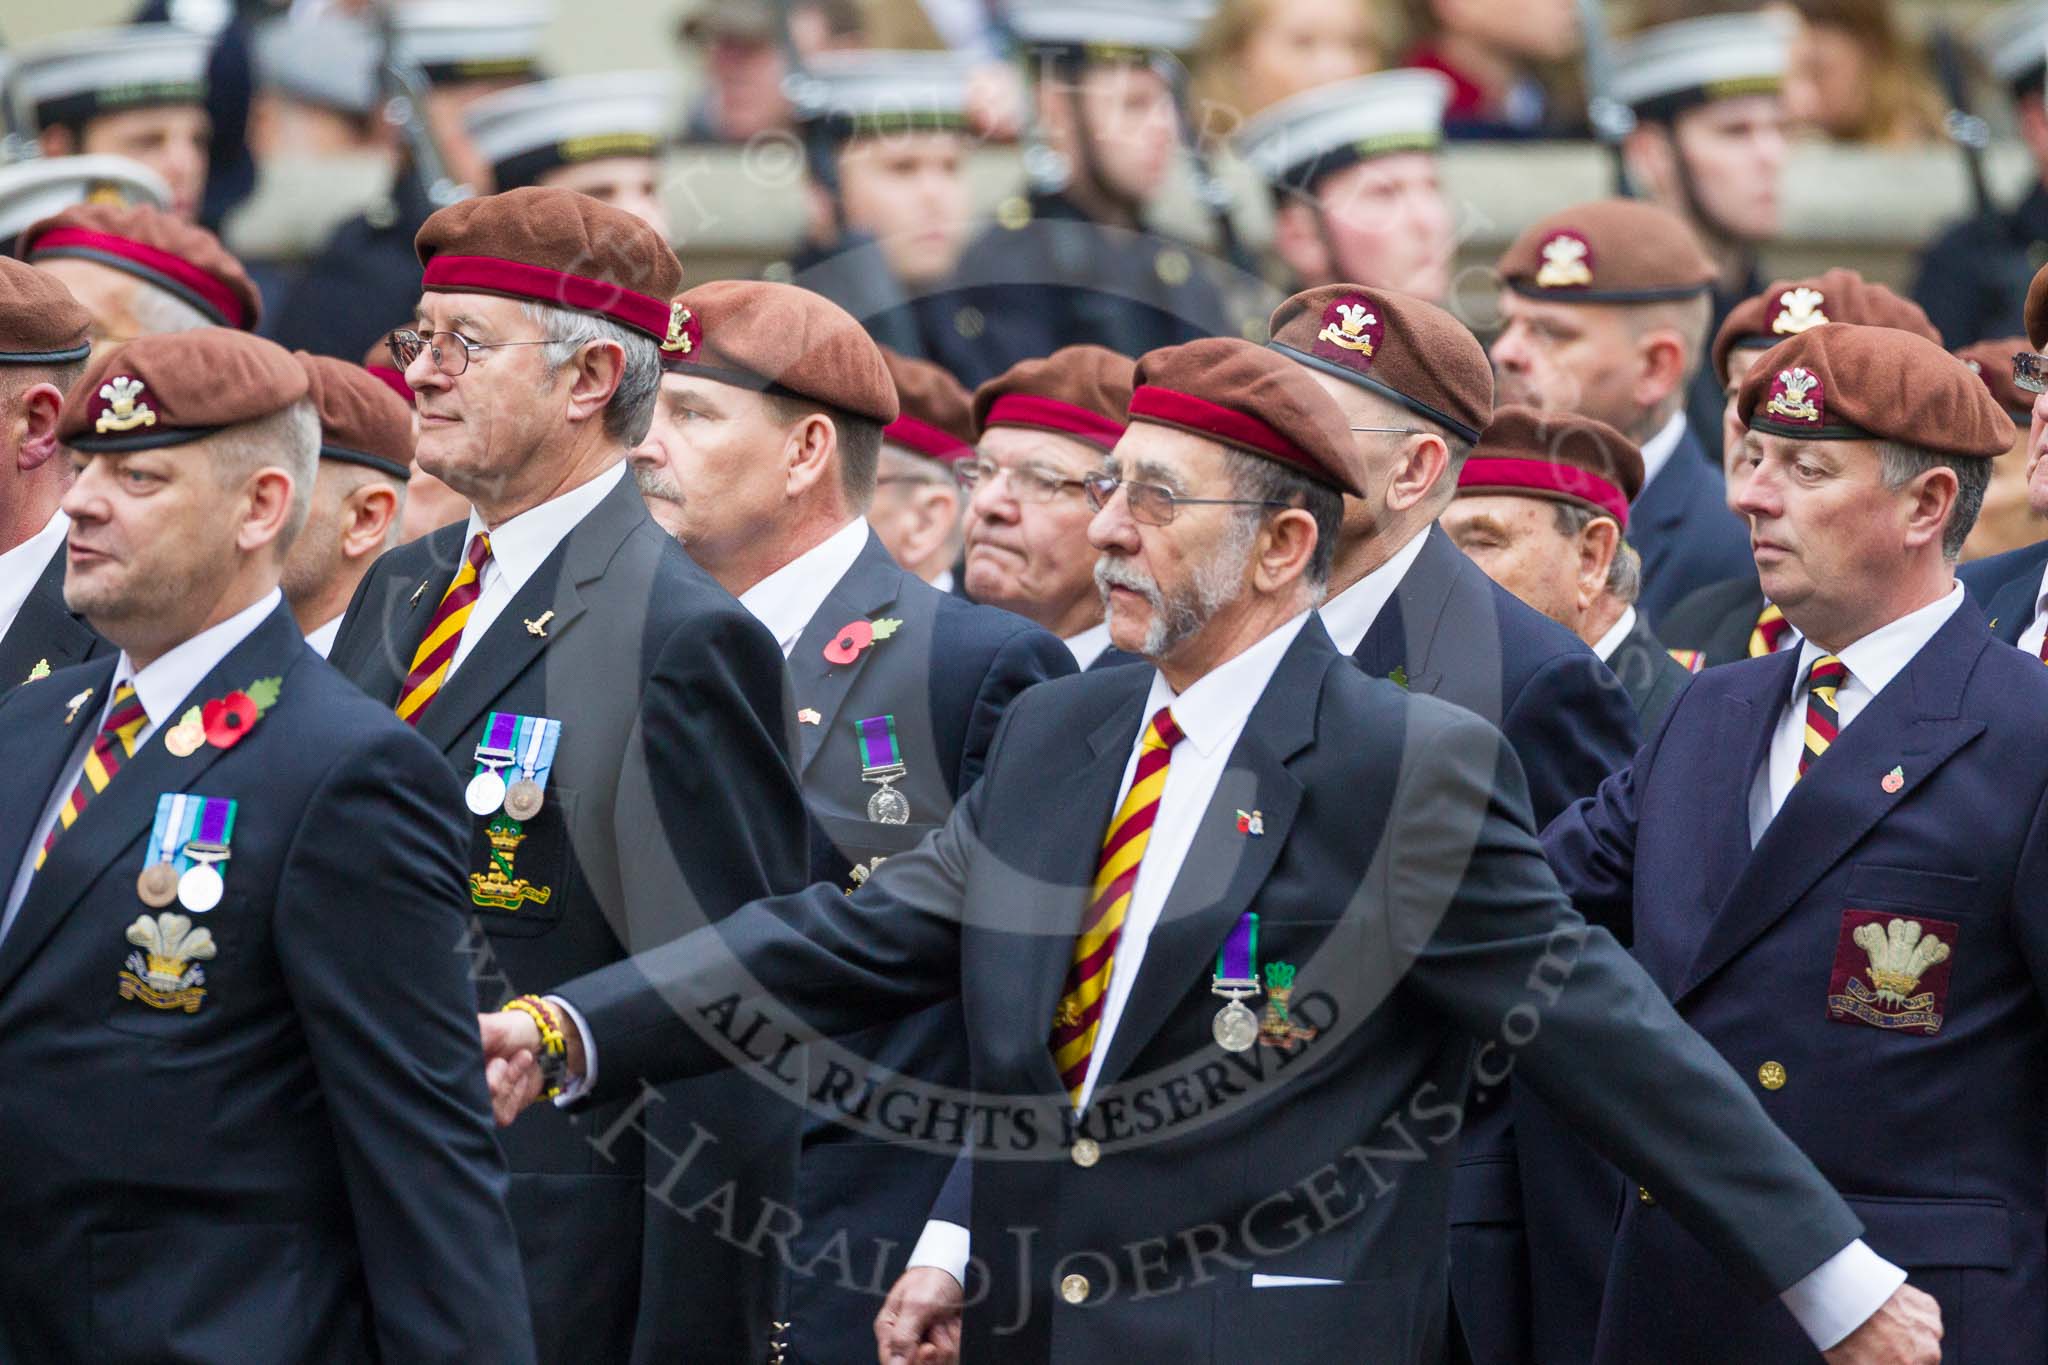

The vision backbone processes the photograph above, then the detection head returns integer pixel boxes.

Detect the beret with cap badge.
[1127,336,1362,497]
[60,329,309,452]
[972,345,1135,452]
[1267,283,1492,446]
[656,280,898,425]
[1711,267,1940,386]
[1737,323,2014,460]
[1495,198,1716,304]
[296,352,416,481]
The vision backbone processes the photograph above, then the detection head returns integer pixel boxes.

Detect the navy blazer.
[1546,600,2048,1364]
[1629,426,1754,626]
[1961,539,2048,644]
[0,605,533,1364]
[0,542,108,695]
[1659,573,1768,669]
[1604,610,1694,733]
[554,618,1864,1365]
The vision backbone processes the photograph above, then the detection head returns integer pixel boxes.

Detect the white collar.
[303,614,344,658]
[1788,583,1964,702]
[1137,611,1312,758]
[2034,559,2048,619]
[1636,411,1689,493]
[738,518,873,656]
[931,567,955,595]
[115,589,283,731]
[1317,526,1432,655]
[459,463,626,596]
[1591,604,1636,663]
[1062,619,1113,670]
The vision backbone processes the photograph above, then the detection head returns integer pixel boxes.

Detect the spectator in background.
[1782,0,1942,145]
[464,73,676,236]
[0,156,170,258]
[1191,0,1380,136]
[1958,338,2043,562]
[1400,0,1581,138]
[677,0,865,143]
[246,15,393,163]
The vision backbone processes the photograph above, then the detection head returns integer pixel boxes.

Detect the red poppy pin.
[823,617,903,666]
[192,675,282,752]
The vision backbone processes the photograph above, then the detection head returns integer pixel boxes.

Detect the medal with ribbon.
[1211,911,1261,1053]
[138,792,237,913]
[467,712,562,819]
[854,714,910,825]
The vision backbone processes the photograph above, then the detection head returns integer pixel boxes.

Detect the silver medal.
[1212,998,1259,1053]
[466,768,507,816]
[177,861,224,913]
[866,782,910,825]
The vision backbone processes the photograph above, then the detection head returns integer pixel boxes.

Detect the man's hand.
[1822,1283,1942,1365]
[479,1010,542,1127]
[874,1265,963,1365]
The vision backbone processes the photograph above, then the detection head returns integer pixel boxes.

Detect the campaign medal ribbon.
[855,714,910,825]
[503,714,562,822]
[466,711,520,816]
[1211,911,1261,1053]
[140,793,237,913]
[137,792,189,908]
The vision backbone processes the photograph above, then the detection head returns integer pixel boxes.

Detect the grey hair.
[1550,502,1640,605]
[130,283,214,336]
[1219,447,1343,600]
[519,300,661,445]
[207,397,320,554]
[1874,439,1989,562]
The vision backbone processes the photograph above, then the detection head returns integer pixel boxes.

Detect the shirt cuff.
[544,994,596,1106]
[906,1219,970,1288]
[1777,1239,1907,1351]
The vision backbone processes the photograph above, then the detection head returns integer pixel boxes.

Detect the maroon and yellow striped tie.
[1750,603,1793,658]
[1050,706,1185,1106]
[396,532,491,726]
[1798,655,1848,779]
[37,682,148,869]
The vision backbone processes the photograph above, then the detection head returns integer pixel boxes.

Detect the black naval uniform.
[780,235,993,386]
[265,174,435,363]
[1912,185,2048,349]
[0,543,108,694]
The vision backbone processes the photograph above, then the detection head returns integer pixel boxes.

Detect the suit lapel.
[0,546,100,686]
[0,656,118,886]
[1351,526,1455,693]
[1675,610,1989,1003]
[0,607,308,998]
[351,528,464,707]
[1982,573,2037,647]
[784,534,905,775]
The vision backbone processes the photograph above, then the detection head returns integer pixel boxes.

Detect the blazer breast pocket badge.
[119,912,217,1013]
[1827,910,1957,1036]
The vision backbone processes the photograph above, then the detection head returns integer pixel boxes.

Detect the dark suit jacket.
[782,530,1072,1363]
[1546,601,2048,1364]
[1630,427,1753,627]
[1961,540,2048,644]
[1349,525,1640,1365]
[327,472,812,1365]
[1603,611,1694,733]
[0,604,532,1364]
[554,618,1862,1365]
[1658,573,1767,668]
[0,543,108,695]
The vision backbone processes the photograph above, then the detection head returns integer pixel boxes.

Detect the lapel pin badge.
[797,708,821,726]
[1881,765,1904,794]
[410,578,430,607]
[25,658,50,683]
[524,610,554,638]
[64,687,94,724]
[1236,809,1264,836]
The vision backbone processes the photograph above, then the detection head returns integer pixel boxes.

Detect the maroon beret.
[1457,405,1644,529]
[1954,338,2034,423]
[1128,337,1361,496]
[2026,261,2048,350]
[0,256,90,364]
[880,348,973,462]
[415,186,683,344]
[1737,324,2015,459]
[972,345,1134,452]
[1495,199,1716,303]
[60,328,307,451]
[1267,284,1491,444]
[20,201,261,330]
[360,334,414,403]
[297,352,415,479]
[1711,268,1940,385]
[656,280,897,425]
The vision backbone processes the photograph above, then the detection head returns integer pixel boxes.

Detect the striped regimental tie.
[1798,655,1849,780]
[1049,705,1185,1107]
[37,682,148,869]
[1750,602,1794,658]
[395,532,491,726]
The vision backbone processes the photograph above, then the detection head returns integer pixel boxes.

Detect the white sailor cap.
[8,24,209,134]
[1008,2,1206,63]
[390,1,552,87]
[791,50,974,138]
[1611,11,1794,120]
[1975,2,2048,92]
[464,72,676,189]
[1237,69,1450,195]
[251,16,382,118]
[0,154,171,254]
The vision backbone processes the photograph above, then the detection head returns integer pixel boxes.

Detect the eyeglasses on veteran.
[387,329,558,377]
[1080,472,1291,527]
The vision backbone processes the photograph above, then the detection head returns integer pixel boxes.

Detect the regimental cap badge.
[1764,366,1823,425]
[1771,286,1828,335]
[93,375,157,435]
[1826,909,1956,1036]
[660,301,701,356]
[1533,230,1594,289]
[1311,293,1385,372]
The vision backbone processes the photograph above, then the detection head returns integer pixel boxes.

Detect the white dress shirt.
[1590,605,1636,664]
[1316,525,1432,656]
[1635,410,1689,498]
[303,614,343,659]
[2,588,282,942]
[2014,560,2048,660]
[0,509,70,649]
[1061,620,1113,671]
[931,568,955,596]
[737,517,871,658]
[446,464,625,676]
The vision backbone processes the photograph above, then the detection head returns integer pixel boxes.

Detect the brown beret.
[1457,405,1644,529]
[0,256,90,364]
[1495,199,1716,304]
[1267,284,1492,445]
[1711,268,1941,385]
[20,201,261,330]
[296,352,415,479]
[656,280,897,425]
[1737,323,2015,459]
[880,348,973,462]
[2026,261,2048,350]
[60,327,308,451]
[972,345,1134,452]
[1128,337,1362,497]
[360,334,414,403]
[415,186,684,345]
[1955,338,2034,422]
